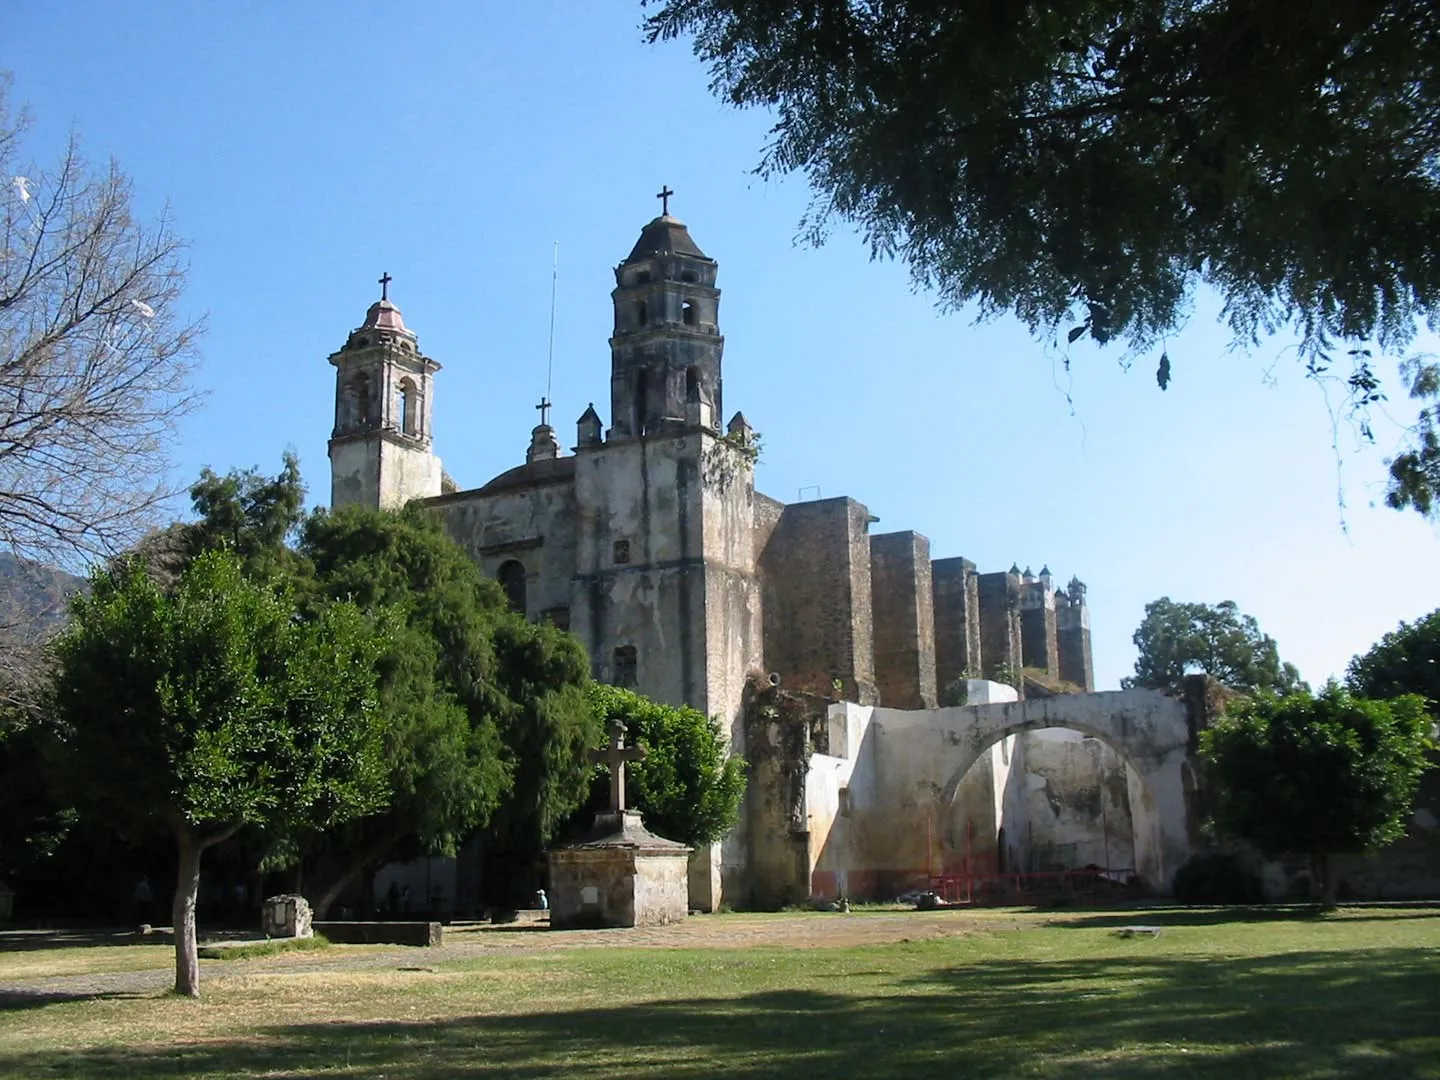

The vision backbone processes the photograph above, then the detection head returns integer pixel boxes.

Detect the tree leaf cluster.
[645,1,1440,516]
[1124,597,1304,695]
[1200,684,1434,903]
[588,683,746,846]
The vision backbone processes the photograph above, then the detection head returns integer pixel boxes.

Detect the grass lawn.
[1,906,1437,1078]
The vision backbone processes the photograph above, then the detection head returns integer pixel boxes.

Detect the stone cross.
[656,185,674,216]
[378,271,393,301]
[535,395,552,427]
[589,720,647,812]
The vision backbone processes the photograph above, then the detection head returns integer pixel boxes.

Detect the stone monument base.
[548,811,691,929]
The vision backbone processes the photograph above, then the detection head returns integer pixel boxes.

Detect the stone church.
[325,202,1096,907]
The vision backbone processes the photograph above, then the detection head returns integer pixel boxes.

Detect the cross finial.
[378,271,393,301]
[536,395,552,427]
[656,185,674,216]
[588,720,647,812]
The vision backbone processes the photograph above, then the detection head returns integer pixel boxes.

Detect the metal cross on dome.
[378,271,392,301]
[589,720,647,813]
[535,396,552,427]
[656,185,674,215]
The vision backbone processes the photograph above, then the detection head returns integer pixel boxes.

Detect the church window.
[497,560,527,616]
[636,270,652,284]
[681,270,697,283]
[355,336,370,348]
[613,645,637,689]
[636,300,648,327]
[682,300,697,326]
[633,370,649,436]
[349,372,374,429]
[685,367,700,403]
[613,539,630,564]
[399,377,419,436]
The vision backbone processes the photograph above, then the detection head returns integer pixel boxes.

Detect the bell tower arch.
[607,191,724,438]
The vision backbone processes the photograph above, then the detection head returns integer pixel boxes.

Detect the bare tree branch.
[0,73,203,573]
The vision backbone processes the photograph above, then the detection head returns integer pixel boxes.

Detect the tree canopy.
[1200,684,1434,905]
[644,1,1440,515]
[50,550,390,995]
[1347,607,1440,716]
[588,684,746,846]
[1123,597,1304,695]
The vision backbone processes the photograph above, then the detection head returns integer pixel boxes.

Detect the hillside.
[0,553,86,640]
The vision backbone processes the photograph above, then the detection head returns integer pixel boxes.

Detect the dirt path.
[0,910,1017,1005]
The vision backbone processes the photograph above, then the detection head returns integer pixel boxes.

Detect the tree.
[587,684,746,846]
[294,505,580,916]
[644,1,1440,515]
[1123,597,1304,695]
[50,551,390,996]
[0,76,200,566]
[1347,607,1440,715]
[1200,685,1434,906]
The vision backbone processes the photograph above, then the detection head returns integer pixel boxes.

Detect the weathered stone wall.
[425,470,578,624]
[758,496,877,703]
[932,557,980,703]
[795,687,1204,901]
[1019,583,1059,677]
[977,571,1023,680]
[1003,730,1136,871]
[1057,602,1094,690]
[869,531,938,709]
[548,848,637,928]
[744,683,821,908]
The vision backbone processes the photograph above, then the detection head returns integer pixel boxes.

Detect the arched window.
[348,372,374,428]
[682,300,697,326]
[497,561,527,616]
[633,370,648,437]
[399,377,418,436]
[613,645,638,689]
[636,300,648,327]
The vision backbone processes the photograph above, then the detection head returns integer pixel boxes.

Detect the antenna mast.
[546,241,559,403]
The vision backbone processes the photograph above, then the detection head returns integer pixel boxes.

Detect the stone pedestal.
[548,811,691,929]
[261,894,313,939]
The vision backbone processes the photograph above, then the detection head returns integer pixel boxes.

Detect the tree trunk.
[1317,851,1338,910]
[173,829,203,998]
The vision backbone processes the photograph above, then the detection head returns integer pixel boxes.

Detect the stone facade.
[325,205,1095,908]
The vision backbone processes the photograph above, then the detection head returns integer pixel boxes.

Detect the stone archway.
[935,693,1195,889]
[797,686,1206,902]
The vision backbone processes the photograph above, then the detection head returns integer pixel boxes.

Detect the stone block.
[549,811,691,929]
[261,894,313,939]
[312,921,443,946]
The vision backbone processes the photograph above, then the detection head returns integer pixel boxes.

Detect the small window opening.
[349,372,374,428]
[356,336,370,348]
[636,300,648,327]
[685,367,700,404]
[636,270,652,285]
[497,560,527,616]
[613,539,631,564]
[613,645,638,689]
[682,300,697,326]
[633,370,649,437]
[399,377,418,436]
[681,270,698,283]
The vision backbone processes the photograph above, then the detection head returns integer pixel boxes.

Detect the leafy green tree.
[295,506,594,914]
[1347,608,1440,716]
[50,551,391,996]
[1200,685,1435,907]
[587,684,746,846]
[644,1,1440,515]
[1123,598,1304,695]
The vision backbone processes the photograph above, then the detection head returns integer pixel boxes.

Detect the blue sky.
[8,0,1439,690]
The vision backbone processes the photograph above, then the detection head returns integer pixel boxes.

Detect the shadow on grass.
[0,988,158,1013]
[2,946,1437,1079]
[1044,904,1440,930]
[0,928,169,953]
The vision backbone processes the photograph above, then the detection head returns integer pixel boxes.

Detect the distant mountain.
[0,553,86,640]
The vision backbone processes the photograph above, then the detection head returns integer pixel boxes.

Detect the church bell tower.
[608,187,724,437]
[327,274,443,509]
